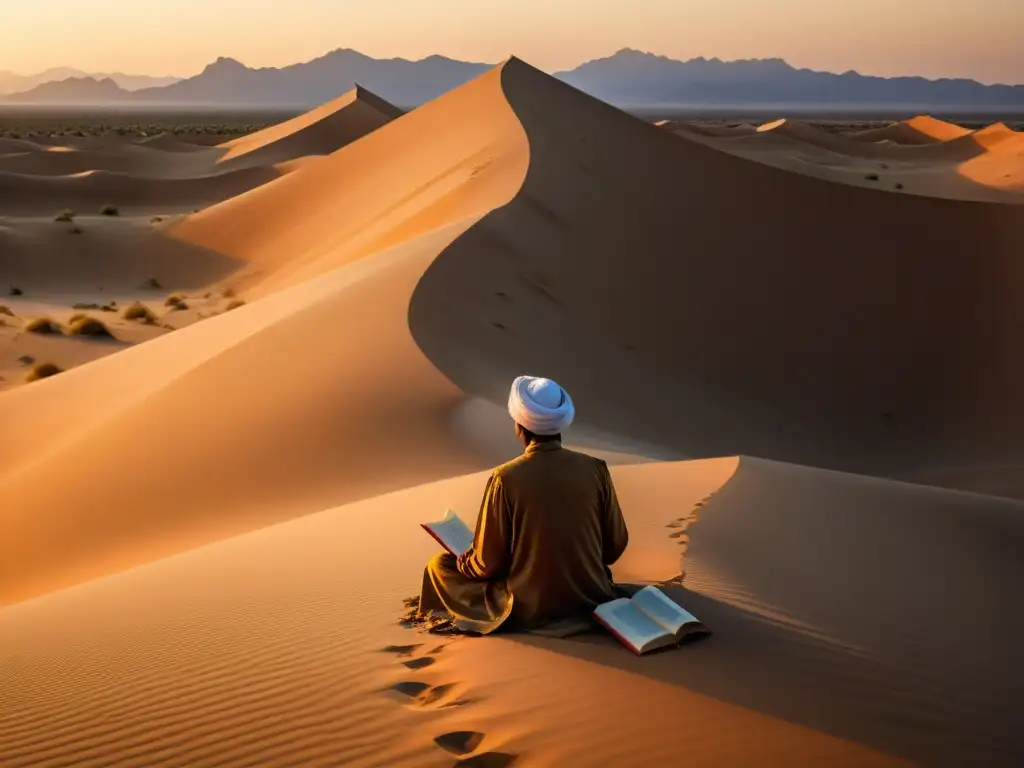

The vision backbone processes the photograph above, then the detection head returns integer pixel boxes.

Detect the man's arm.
[601,461,629,565]
[457,471,512,581]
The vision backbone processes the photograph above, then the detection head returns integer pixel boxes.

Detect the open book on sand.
[421,509,474,556]
[593,586,709,655]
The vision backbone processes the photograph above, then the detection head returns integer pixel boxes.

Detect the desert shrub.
[143,277,162,289]
[170,299,189,311]
[0,305,14,317]
[17,354,35,365]
[25,362,63,382]
[123,302,156,323]
[67,315,115,338]
[24,317,62,334]
[9,286,23,296]
[225,299,246,311]
[150,216,164,224]
[164,294,185,306]
[101,303,117,312]
[895,183,904,191]
[865,173,880,181]
[100,204,120,216]
[54,209,75,223]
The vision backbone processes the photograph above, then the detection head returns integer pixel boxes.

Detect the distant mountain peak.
[204,57,248,73]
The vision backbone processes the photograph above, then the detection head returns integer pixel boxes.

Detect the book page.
[632,587,702,635]
[423,509,474,556]
[593,598,671,653]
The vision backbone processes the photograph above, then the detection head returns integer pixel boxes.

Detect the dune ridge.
[411,59,1024,495]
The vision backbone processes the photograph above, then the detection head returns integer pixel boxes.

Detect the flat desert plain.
[2,60,1023,767]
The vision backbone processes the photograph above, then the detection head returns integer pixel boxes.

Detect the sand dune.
[2,457,1021,766]
[2,58,1023,766]
[0,65,530,604]
[0,86,399,215]
[217,85,403,170]
[412,59,1024,496]
[661,116,1023,201]
[848,115,974,145]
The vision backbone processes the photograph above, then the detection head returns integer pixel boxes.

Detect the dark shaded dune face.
[410,60,1024,483]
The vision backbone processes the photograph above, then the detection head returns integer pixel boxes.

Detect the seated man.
[418,375,629,633]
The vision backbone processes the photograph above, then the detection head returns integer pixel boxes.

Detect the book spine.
[420,524,455,555]
[591,613,642,656]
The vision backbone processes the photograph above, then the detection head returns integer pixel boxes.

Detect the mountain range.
[0,67,179,96]
[2,48,1022,109]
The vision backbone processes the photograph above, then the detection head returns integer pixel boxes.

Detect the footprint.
[454,753,518,767]
[403,657,435,670]
[419,682,470,708]
[388,681,471,709]
[390,681,431,698]
[434,731,485,755]
[382,644,421,657]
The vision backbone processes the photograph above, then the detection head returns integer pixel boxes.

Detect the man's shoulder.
[493,447,607,481]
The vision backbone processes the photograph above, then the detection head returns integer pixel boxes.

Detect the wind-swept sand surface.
[662,116,1024,202]
[2,59,1023,766]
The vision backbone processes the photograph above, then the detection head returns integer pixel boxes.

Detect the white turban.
[507,375,574,435]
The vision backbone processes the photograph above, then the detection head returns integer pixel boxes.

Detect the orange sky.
[2,0,1022,85]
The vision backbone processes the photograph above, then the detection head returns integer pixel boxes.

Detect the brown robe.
[418,440,629,633]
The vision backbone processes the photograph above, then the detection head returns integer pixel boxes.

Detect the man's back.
[459,440,629,628]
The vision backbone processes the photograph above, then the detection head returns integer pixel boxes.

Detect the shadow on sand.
[503,584,1023,767]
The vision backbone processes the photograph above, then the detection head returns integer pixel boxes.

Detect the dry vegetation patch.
[67,316,115,338]
[123,302,156,324]
[24,317,62,334]
[25,362,63,382]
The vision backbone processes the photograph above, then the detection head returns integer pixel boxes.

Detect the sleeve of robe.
[600,461,629,565]
[456,471,512,581]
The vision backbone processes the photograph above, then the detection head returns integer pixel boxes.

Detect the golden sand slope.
[2,458,1021,766]
[0,66,530,605]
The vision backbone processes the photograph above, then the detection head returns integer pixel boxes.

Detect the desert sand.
[2,59,1023,766]
[660,115,1024,202]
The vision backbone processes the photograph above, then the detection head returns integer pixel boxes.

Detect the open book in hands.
[421,509,474,557]
[593,586,710,655]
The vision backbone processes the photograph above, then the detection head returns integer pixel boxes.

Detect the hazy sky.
[3,0,1022,84]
